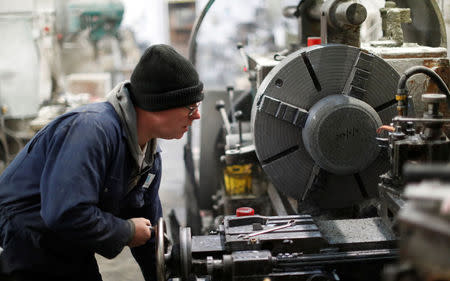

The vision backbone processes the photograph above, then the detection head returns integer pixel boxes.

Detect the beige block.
[65,72,112,101]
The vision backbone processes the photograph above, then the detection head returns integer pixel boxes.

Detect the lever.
[216,100,232,134]
[227,86,237,124]
[237,42,250,72]
[234,110,244,145]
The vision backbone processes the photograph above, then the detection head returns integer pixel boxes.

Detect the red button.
[307,37,322,46]
[236,207,254,217]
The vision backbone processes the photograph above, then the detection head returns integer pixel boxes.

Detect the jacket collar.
[106,82,159,168]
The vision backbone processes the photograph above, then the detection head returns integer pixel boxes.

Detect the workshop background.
[0,0,449,280]
[101,1,450,280]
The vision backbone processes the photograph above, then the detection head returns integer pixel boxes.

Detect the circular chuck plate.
[251,44,401,207]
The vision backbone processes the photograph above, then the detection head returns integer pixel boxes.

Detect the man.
[0,44,203,281]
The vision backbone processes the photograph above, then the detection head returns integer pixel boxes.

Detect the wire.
[376,125,395,135]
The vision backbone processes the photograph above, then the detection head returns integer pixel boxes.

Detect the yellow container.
[224,164,252,195]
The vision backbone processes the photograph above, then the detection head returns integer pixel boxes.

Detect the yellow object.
[395,94,407,101]
[224,164,252,195]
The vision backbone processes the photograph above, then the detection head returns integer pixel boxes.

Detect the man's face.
[143,103,201,140]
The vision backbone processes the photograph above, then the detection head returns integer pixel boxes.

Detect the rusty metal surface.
[362,44,447,59]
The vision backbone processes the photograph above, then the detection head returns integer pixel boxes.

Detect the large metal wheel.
[179,226,192,281]
[251,44,402,208]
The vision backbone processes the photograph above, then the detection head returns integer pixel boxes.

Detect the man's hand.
[128,217,152,248]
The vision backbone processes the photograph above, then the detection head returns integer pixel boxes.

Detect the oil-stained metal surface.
[222,215,326,252]
[317,218,397,249]
[191,235,225,253]
[375,1,412,47]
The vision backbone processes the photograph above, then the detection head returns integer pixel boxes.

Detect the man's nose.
[192,109,201,120]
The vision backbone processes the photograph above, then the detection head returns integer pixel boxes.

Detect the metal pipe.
[185,0,215,200]
[392,117,450,123]
[188,0,216,65]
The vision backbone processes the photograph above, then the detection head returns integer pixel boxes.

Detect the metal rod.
[227,86,236,124]
[393,117,450,123]
[220,108,232,135]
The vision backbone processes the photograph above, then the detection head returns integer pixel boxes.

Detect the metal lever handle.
[227,86,237,124]
[235,110,243,145]
[151,225,170,244]
[216,100,232,134]
[237,42,249,72]
[238,219,296,239]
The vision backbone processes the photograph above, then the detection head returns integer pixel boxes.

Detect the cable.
[188,0,216,66]
[396,66,450,117]
[397,66,450,97]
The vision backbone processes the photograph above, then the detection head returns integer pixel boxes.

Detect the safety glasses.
[185,102,201,117]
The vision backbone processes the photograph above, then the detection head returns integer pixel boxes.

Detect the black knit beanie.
[129,44,204,111]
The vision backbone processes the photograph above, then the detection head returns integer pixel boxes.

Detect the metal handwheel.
[156,217,172,281]
[179,226,192,281]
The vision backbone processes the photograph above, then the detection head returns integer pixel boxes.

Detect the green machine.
[66,0,124,43]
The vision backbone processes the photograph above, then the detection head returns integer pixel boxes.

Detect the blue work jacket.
[0,102,162,279]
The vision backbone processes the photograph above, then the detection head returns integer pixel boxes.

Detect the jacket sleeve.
[130,153,163,281]
[39,113,132,259]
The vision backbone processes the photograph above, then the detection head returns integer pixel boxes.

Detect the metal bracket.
[343,51,374,99]
[258,95,309,128]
